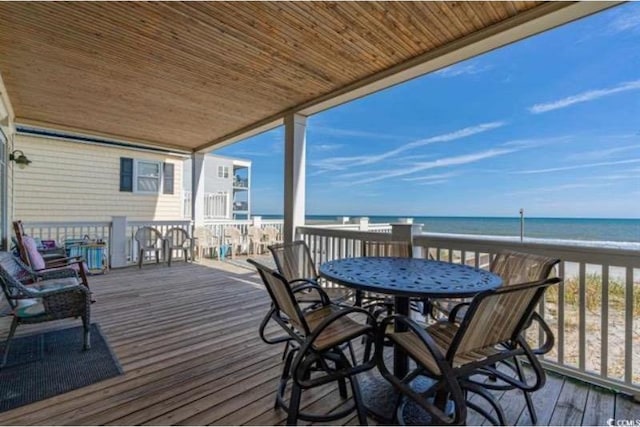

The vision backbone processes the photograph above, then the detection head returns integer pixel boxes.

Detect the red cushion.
[22,236,46,270]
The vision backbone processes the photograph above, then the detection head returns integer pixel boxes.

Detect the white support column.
[283,113,307,243]
[110,216,128,268]
[247,165,252,219]
[191,153,206,229]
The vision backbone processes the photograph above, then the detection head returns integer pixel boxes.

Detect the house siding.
[14,135,184,222]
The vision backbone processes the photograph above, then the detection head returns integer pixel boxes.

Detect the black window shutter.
[163,162,175,194]
[120,157,133,192]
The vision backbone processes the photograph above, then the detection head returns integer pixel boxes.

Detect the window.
[135,160,161,193]
[120,157,174,194]
[217,165,229,179]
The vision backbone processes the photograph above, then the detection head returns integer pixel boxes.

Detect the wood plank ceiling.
[0,1,548,151]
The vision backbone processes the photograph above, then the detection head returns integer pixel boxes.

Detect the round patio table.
[319,256,502,423]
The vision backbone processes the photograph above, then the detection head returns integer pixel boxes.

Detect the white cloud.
[434,63,492,78]
[608,7,640,33]
[567,144,640,162]
[310,144,344,153]
[529,80,640,114]
[588,172,640,181]
[513,158,640,174]
[311,121,505,172]
[415,179,449,186]
[500,136,574,148]
[309,126,404,140]
[337,148,515,186]
[505,182,612,197]
[402,173,458,182]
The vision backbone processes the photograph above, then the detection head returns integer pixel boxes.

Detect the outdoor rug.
[0,323,123,413]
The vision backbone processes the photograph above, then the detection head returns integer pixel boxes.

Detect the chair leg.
[349,375,368,425]
[363,336,373,363]
[157,249,161,265]
[1,317,18,369]
[515,357,537,424]
[138,249,144,268]
[168,249,172,267]
[338,378,348,398]
[287,382,302,425]
[82,315,91,350]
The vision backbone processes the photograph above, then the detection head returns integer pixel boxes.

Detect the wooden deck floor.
[0,260,637,425]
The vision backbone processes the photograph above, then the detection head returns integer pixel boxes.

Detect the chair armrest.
[528,312,555,355]
[448,302,471,323]
[36,283,88,298]
[39,285,91,314]
[43,256,84,267]
[291,281,331,306]
[289,278,318,287]
[379,315,449,372]
[295,305,377,386]
[308,305,376,345]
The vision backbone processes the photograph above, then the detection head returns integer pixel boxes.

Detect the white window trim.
[133,159,162,194]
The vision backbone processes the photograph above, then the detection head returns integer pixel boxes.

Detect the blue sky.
[216,3,640,219]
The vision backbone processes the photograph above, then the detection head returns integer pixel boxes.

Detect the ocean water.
[261,215,640,244]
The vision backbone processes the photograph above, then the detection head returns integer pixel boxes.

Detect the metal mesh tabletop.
[319,257,502,298]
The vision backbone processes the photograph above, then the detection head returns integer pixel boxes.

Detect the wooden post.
[191,153,206,229]
[391,220,422,257]
[110,216,128,268]
[283,113,307,243]
[357,217,369,231]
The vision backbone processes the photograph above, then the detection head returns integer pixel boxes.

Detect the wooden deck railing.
[297,225,640,396]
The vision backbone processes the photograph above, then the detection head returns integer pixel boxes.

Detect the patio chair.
[268,240,354,305]
[12,220,66,268]
[134,226,163,268]
[13,220,84,274]
[223,227,243,259]
[248,259,376,425]
[262,226,281,246]
[193,227,221,260]
[0,252,91,368]
[430,250,560,342]
[14,231,91,291]
[164,227,193,267]
[376,276,561,425]
[433,250,561,424]
[266,240,356,362]
[248,226,267,255]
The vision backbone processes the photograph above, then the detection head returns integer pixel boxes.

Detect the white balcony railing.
[183,191,230,220]
[296,224,640,396]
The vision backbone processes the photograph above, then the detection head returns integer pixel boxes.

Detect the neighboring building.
[12,128,186,222]
[183,154,251,220]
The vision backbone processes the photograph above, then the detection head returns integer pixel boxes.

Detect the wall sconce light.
[9,150,32,169]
